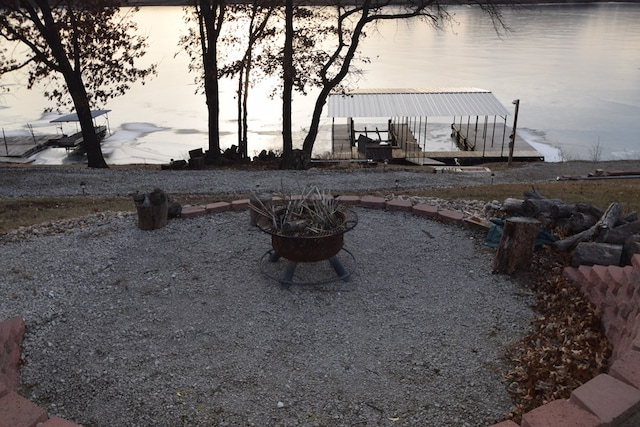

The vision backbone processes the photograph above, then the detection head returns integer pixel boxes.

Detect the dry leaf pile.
[502,247,612,423]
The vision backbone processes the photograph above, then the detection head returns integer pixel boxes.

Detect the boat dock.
[1,125,108,164]
[331,121,543,166]
[327,89,544,166]
[0,133,53,163]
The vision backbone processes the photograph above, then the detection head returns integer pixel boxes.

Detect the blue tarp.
[485,217,557,248]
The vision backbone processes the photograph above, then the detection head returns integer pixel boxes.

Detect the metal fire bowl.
[271,233,344,263]
[257,207,357,263]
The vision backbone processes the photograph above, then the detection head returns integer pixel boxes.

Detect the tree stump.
[492,217,541,275]
[134,188,168,230]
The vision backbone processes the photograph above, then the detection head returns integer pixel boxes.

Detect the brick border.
[182,195,470,227]
[4,195,640,426]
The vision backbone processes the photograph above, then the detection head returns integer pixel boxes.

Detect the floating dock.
[0,134,53,164]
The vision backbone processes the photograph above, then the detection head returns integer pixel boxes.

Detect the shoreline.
[2,159,640,199]
[129,1,640,5]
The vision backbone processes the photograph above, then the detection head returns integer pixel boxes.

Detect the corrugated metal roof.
[328,89,510,118]
[50,109,111,122]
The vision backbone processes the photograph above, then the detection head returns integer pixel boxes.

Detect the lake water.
[1,3,639,164]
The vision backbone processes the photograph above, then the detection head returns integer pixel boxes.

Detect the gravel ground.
[1,160,637,426]
[2,209,535,427]
[2,160,640,198]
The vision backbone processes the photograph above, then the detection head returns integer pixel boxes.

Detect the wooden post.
[134,188,168,230]
[508,99,519,167]
[493,217,540,275]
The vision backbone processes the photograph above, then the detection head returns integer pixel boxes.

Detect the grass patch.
[402,179,640,214]
[0,194,219,234]
[1,179,639,235]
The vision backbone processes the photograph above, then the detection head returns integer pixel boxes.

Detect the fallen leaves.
[502,247,611,423]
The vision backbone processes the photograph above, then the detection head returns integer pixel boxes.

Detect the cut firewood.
[553,202,622,251]
[522,198,565,217]
[523,185,544,200]
[571,242,623,267]
[621,211,638,224]
[566,212,599,234]
[597,220,640,245]
[502,198,525,214]
[621,235,640,266]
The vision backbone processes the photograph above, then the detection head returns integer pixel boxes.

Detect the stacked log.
[495,186,640,268]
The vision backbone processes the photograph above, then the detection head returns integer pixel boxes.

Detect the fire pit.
[253,189,358,286]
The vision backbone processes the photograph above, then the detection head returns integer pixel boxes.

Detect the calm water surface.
[1,3,638,163]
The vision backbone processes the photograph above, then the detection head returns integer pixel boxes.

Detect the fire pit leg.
[259,248,356,286]
[282,261,298,284]
[268,251,281,262]
[329,256,350,282]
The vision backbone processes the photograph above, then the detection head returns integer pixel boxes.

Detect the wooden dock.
[330,121,543,166]
[448,121,542,162]
[1,125,108,163]
[0,134,53,163]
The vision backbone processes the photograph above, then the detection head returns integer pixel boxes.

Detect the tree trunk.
[42,2,108,168]
[302,85,332,155]
[492,217,541,275]
[241,58,250,159]
[198,0,225,161]
[70,86,108,168]
[301,2,370,157]
[205,74,220,160]
[282,0,294,157]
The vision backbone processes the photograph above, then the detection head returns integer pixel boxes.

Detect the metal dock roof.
[327,88,510,118]
[50,109,111,122]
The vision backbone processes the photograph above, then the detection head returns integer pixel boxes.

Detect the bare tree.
[219,0,277,160]
[179,0,226,162]
[282,0,294,160]
[279,4,361,168]
[0,0,156,168]
[278,0,506,161]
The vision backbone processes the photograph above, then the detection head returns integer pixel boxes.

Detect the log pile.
[494,186,640,267]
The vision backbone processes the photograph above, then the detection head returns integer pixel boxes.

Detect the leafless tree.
[295,0,507,158]
[0,0,157,168]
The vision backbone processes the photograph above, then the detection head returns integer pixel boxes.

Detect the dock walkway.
[1,125,107,163]
[0,134,53,163]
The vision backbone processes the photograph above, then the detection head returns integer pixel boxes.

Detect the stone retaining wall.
[3,195,639,426]
[491,253,640,427]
